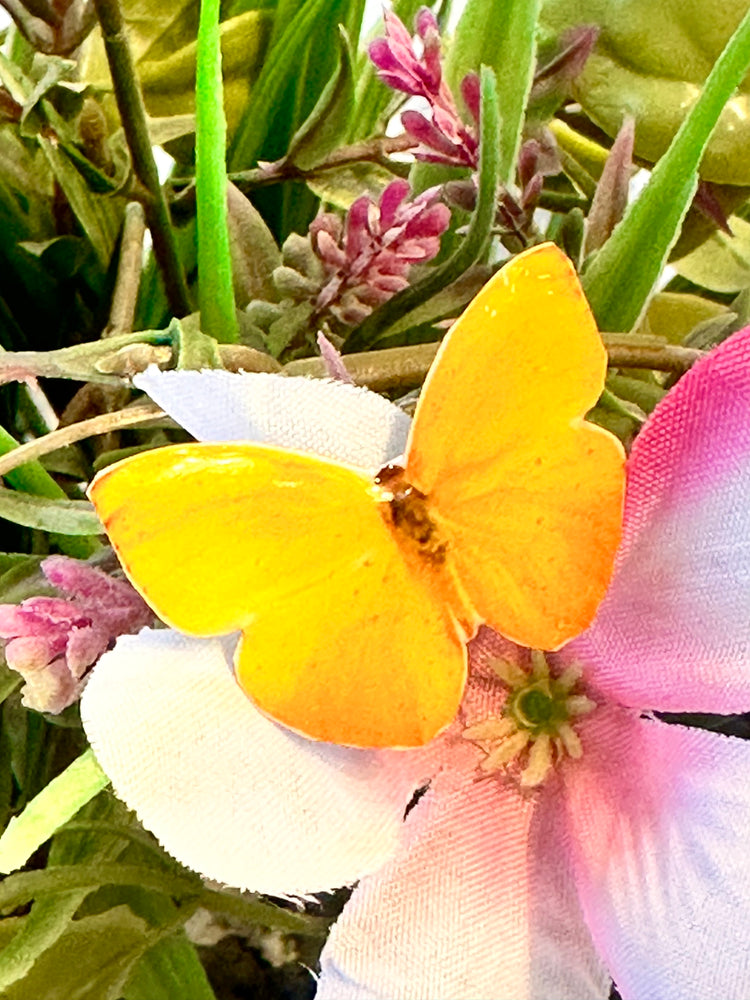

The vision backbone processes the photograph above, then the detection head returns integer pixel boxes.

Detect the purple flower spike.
[0,556,153,713]
[310,179,450,325]
[369,9,478,168]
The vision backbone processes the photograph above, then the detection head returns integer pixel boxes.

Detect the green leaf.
[195,0,239,344]
[346,65,501,351]
[447,0,541,184]
[226,182,282,305]
[0,863,202,914]
[0,428,95,557]
[81,3,271,145]
[673,215,750,292]
[304,162,396,209]
[123,934,217,1000]
[542,0,750,184]
[1,906,152,1000]
[0,894,85,991]
[37,128,122,268]
[582,5,750,332]
[228,0,348,170]
[0,488,102,535]
[287,26,355,170]
[0,750,109,874]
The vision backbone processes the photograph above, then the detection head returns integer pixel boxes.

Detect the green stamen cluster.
[463,650,595,787]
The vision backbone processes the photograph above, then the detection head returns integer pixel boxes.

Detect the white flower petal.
[134,368,411,470]
[565,710,750,999]
[81,628,426,894]
[318,761,610,1000]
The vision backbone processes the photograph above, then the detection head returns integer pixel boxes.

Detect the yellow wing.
[89,443,466,748]
[405,243,625,649]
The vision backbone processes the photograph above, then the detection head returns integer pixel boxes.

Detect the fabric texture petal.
[563,709,750,1000]
[81,628,429,894]
[318,751,609,1000]
[134,368,411,470]
[569,327,750,712]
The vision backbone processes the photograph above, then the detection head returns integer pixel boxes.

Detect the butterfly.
[88,243,624,749]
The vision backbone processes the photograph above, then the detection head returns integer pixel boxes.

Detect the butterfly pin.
[89,243,625,749]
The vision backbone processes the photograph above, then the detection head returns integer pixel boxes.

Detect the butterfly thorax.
[375,463,447,564]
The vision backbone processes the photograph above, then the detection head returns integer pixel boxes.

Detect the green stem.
[0,425,94,557]
[195,0,238,342]
[91,0,191,318]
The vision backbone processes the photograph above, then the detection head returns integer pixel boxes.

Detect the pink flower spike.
[311,179,449,324]
[0,556,153,713]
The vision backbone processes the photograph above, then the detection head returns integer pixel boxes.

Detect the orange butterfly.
[89,243,624,749]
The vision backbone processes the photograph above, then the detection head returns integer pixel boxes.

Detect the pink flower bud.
[0,557,153,713]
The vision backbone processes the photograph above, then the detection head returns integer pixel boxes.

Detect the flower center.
[463,650,595,787]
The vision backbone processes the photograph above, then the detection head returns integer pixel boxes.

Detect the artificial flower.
[310,178,451,325]
[316,327,750,1000]
[0,555,152,713]
[82,326,750,998]
[369,9,479,168]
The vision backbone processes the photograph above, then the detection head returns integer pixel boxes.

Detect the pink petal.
[569,327,750,713]
[316,331,354,385]
[379,179,410,230]
[563,707,750,999]
[20,657,80,714]
[318,754,609,999]
[314,228,347,269]
[345,196,374,260]
[402,110,462,160]
[5,634,59,672]
[0,605,42,636]
[81,629,432,894]
[65,624,109,677]
[133,369,412,472]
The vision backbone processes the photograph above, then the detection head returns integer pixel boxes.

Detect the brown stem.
[284,336,705,392]
[0,403,165,480]
[222,134,417,191]
[91,0,191,317]
[104,201,147,336]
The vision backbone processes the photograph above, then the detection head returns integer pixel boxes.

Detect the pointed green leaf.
[582,5,750,332]
[0,489,102,536]
[228,0,348,170]
[0,750,109,874]
[287,27,355,170]
[447,0,541,184]
[123,935,217,1000]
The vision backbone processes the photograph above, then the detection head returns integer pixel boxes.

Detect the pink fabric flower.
[0,556,153,713]
[81,330,750,998]
[316,328,750,998]
[310,179,450,324]
[369,10,478,168]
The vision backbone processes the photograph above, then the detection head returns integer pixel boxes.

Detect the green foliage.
[582,4,750,331]
[0,0,748,993]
